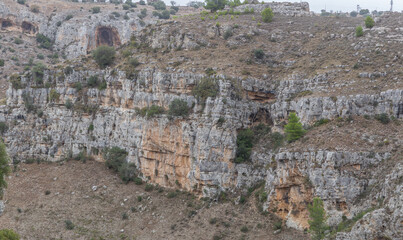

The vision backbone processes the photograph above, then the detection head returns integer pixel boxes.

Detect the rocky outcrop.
[234,2,310,16]
[262,151,391,229]
[0,200,4,216]
[0,1,149,59]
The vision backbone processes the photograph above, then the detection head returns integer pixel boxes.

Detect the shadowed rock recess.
[0,0,402,239]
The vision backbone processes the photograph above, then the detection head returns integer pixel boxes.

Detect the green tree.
[308,197,329,240]
[261,7,274,23]
[92,46,116,68]
[205,0,226,12]
[284,112,305,142]
[356,26,363,37]
[0,140,11,199]
[364,16,374,28]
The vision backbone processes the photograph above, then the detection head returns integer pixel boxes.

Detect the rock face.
[0,200,4,216]
[2,67,402,238]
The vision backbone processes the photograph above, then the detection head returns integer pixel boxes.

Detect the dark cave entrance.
[21,21,37,34]
[1,19,13,29]
[95,26,121,47]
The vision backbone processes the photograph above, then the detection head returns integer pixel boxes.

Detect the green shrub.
[92,46,116,68]
[92,7,101,14]
[167,191,178,198]
[356,26,363,37]
[269,132,284,150]
[87,75,98,87]
[49,89,60,102]
[0,140,11,199]
[17,0,26,4]
[64,66,73,75]
[273,221,282,230]
[10,74,25,89]
[261,7,274,23]
[0,59,4,67]
[139,0,146,5]
[134,177,143,185]
[123,4,130,10]
[0,229,20,240]
[65,99,73,109]
[36,33,52,49]
[192,78,219,105]
[14,38,23,45]
[365,16,374,28]
[209,218,217,224]
[98,80,107,90]
[254,49,264,59]
[65,220,74,230]
[22,93,35,113]
[240,226,249,233]
[313,118,329,127]
[284,112,305,142]
[65,14,73,21]
[308,197,329,240]
[235,129,254,163]
[104,147,128,172]
[145,184,154,191]
[138,105,165,118]
[30,5,40,13]
[168,99,190,117]
[73,82,82,91]
[118,163,138,183]
[375,113,390,124]
[223,28,233,40]
[0,122,8,135]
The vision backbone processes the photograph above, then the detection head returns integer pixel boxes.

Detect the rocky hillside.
[0,1,402,239]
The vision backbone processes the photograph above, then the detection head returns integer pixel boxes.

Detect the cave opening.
[249,108,273,126]
[1,19,13,28]
[21,21,37,34]
[95,26,121,47]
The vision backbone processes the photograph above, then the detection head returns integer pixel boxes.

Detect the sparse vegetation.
[375,113,390,124]
[92,7,101,14]
[137,105,165,118]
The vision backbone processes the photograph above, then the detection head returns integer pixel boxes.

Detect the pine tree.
[308,197,329,240]
[284,112,305,142]
[0,140,11,199]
